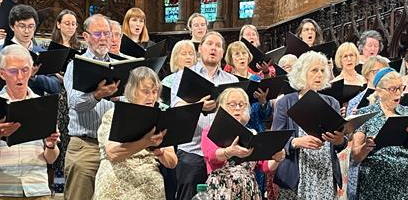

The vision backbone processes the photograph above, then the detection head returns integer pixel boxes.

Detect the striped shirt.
[64,49,114,138]
[0,87,50,197]
[171,61,238,156]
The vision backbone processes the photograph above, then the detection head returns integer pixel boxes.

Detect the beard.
[94,46,110,57]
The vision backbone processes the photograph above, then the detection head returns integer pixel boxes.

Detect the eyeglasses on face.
[15,23,36,31]
[85,31,112,39]
[226,102,247,109]
[382,85,406,93]
[1,66,31,76]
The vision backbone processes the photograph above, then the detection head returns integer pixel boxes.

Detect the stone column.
[175,0,187,30]
[213,0,225,29]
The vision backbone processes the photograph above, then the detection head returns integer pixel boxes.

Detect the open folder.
[109,101,203,147]
[120,35,167,58]
[285,32,337,59]
[47,41,84,72]
[320,79,366,105]
[207,107,293,163]
[236,75,290,103]
[374,116,408,149]
[73,54,166,97]
[356,88,375,109]
[287,90,377,139]
[2,95,58,146]
[176,67,249,103]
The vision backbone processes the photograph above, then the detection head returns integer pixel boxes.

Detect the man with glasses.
[63,14,119,200]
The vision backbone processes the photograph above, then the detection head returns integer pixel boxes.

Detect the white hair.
[278,54,297,67]
[0,44,33,68]
[288,51,331,91]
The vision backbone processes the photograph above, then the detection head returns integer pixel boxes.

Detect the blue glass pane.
[239,1,255,19]
[200,2,217,22]
[164,6,179,23]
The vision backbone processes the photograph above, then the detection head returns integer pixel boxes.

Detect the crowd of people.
[1,3,408,200]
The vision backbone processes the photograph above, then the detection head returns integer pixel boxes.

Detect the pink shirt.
[201,126,271,174]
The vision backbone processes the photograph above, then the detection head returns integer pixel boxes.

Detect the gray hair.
[278,54,297,67]
[288,51,331,91]
[123,67,162,103]
[216,87,251,125]
[83,14,110,32]
[357,30,384,53]
[109,20,121,29]
[0,44,33,69]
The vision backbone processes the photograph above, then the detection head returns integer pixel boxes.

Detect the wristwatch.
[45,144,55,149]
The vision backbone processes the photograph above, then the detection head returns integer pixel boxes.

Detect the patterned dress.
[93,109,165,200]
[355,103,408,200]
[206,160,262,200]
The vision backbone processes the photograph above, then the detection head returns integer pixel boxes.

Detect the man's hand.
[93,80,120,100]
[199,95,216,112]
[0,122,21,137]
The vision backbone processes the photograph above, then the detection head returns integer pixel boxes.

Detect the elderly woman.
[122,8,154,48]
[272,51,346,200]
[399,52,408,89]
[162,40,197,88]
[201,87,285,200]
[351,68,408,199]
[357,30,389,64]
[0,44,60,199]
[295,18,324,47]
[187,13,208,48]
[94,67,178,200]
[278,54,297,73]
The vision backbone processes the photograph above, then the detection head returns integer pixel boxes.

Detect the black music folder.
[207,107,293,162]
[388,58,403,72]
[400,93,408,106]
[265,46,287,64]
[176,67,249,103]
[35,49,71,75]
[285,32,337,59]
[374,116,408,149]
[320,79,366,105]
[109,101,203,147]
[47,41,82,72]
[120,34,166,58]
[161,85,171,106]
[272,63,288,77]
[356,88,375,109]
[241,38,268,72]
[287,90,377,139]
[72,54,148,96]
[3,95,58,146]
[238,76,289,103]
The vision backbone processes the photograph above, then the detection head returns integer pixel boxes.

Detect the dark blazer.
[271,92,346,190]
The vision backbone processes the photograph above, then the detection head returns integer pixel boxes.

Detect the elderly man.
[171,31,239,200]
[0,44,60,199]
[63,14,119,200]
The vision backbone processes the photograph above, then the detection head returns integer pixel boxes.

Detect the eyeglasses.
[1,66,30,76]
[226,102,247,109]
[382,85,406,93]
[15,23,36,31]
[85,31,111,39]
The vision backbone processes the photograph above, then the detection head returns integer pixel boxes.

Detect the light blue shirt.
[63,49,114,138]
[171,61,239,156]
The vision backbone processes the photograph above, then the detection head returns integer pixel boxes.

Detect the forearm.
[68,91,99,112]
[351,145,370,163]
[44,146,60,164]
[106,140,149,162]
[157,147,178,169]
[214,147,229,162]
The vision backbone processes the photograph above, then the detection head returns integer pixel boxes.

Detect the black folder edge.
[374,116,408,149]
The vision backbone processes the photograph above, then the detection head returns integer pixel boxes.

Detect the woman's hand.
[271,149,286,162]
[200,95,216,112]
[340,106,346,118]
[292,135,323,150]
[226,136,253,158]
[322,131,345,146]
[254,88,269,105]
[45,132,61,148]
[142,127,166,147]
[361,136,376,153]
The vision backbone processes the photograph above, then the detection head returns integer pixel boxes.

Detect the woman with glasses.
[94,67,177,200]
[351,68,408,199]
[272,51,346,200]
[122,7,154,49]
[200,87,285,200]
[295,18,324,47]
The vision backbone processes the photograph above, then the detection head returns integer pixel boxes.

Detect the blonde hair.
[335,42,360,69]
[288,51,331,91]
[124,67,162,103]
[122,8,149,43]
[169,40,197,72]
[217,88,250,125]
[361,56,389,79]
[224,41,253,66]
[367,71,401,105]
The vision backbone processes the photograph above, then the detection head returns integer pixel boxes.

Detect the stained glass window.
[164,0,179,23]
[200,0,217,22]
[239,0,255,19]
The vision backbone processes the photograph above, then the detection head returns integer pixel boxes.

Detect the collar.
[11,36,33,51]
[0,86,38,102]
[196,61,221,78]
[84,48,111,62]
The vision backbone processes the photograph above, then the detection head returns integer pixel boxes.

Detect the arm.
[351,132,375,163]
[201,127,227,167]
[153,146,178,169]
[271,97,296,156]
[43,132,60,164]
[31,75,62,94]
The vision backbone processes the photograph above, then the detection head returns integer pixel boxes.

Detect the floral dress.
[206,160,262,200]
[93,109,165,200]
[355,103,408,200]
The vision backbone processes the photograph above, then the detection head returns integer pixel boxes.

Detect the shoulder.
[219,70,239,82]
[320,94,340,107]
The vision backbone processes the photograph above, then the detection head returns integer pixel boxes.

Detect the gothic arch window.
[239,0,255,19]
[164,0,179,23]
[201,0,217,22]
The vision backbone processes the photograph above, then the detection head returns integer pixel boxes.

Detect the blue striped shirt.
[63,49,114,138]
[171,61,239,156]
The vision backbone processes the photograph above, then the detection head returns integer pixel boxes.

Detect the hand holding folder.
[109,101,203,147]
[0,95,59,146]
[176,67,248,103]
[207,107,293,163]
[287,90,377,139]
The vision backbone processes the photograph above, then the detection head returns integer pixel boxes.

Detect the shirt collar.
[196,61,221,78]
[11,37,33,51]
[0,86,37,102]
[84,48,111,62]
